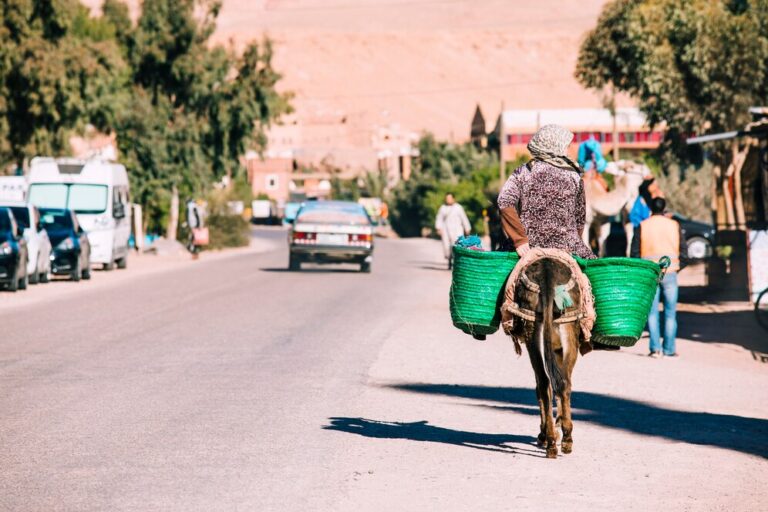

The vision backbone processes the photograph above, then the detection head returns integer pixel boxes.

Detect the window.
[0,210,12,230]
[296,203,370,225]
[40,210,74,229]
[29,183,108,214]
[266,174,279,191]
[29,184,69,209]
[9,207,29,229]
[68,185,108,214]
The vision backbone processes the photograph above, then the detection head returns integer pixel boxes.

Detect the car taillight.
[292,231,316,244]
[348,233,373,246]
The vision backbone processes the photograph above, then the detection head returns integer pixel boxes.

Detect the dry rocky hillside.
[86,0,613,168]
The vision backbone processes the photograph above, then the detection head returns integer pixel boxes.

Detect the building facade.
[493,108,664,160]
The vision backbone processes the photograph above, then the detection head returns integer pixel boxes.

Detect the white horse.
[583,161,651,256]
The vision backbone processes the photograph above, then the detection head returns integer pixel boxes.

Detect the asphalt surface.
[0,231,766,511]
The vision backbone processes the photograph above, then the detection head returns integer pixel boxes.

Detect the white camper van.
[28,157,131,270]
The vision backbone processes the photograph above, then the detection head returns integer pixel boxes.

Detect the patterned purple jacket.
[498,161,595,259]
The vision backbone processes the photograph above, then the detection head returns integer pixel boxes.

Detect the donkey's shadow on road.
[325,383,768,460]
[323,417,543,457]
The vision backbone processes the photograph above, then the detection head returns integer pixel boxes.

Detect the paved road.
[0,233,766,511]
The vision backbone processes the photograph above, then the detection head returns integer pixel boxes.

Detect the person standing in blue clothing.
[630,197,688,358]
[628,175,662,229]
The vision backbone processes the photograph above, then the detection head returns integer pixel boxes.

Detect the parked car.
[39,208,91,281]
[251,199,277,225]
[28,157,131,270]
[672,213,715,261]
[2,204,52,284]
[288,201,374,272]
[0,207,28,291]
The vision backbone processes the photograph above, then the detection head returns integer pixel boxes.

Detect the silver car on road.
[288,201,374,272]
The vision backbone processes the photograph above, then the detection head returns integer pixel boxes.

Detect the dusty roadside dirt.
[323,245,767,512]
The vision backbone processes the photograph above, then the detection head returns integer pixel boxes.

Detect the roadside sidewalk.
[0,232,281,311]
[324,242,767,512]
[676,262,767,357]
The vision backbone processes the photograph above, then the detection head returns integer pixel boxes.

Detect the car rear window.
[296,203,371,225]
[9,206,29,229]
[39,210,73,229]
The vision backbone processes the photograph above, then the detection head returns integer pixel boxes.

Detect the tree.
[110,0,292,236]
[389,134,499,237]
[576,0,768,228]
[0,0,126,169]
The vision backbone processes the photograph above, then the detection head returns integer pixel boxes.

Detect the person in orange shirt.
[630,197,688,358]
[379,202,389,225]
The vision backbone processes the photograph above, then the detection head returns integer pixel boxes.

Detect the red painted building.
[495,108,665,159]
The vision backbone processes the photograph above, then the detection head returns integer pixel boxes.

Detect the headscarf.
[527,124,582,173]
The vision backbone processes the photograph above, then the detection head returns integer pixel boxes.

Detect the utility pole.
[499,101,506,183]
[611,84,619,161]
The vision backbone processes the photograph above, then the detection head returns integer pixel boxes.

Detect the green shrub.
[203,186,251,249]
[206,213,250,249]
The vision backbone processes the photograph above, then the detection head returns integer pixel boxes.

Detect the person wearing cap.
[497,124,595,260]
[630,196,688,358]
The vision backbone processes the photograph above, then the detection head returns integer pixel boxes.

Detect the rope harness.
[501,248,596,355]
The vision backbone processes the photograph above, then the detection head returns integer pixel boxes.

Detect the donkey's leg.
[526,327,552,448]
[534,380,548,447]
[531,334,558,457]
[527,343,549,447]
[558,328,579,454]
[541,383,558,458]
[559,386,574,454]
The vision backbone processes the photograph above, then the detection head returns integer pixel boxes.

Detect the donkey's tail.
[542,259,565,396]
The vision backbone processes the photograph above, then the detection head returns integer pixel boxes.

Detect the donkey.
[508,255,586,458]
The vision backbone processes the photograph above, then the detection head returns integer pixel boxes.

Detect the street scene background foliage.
[1,0,767,238]
[0,0,292,238]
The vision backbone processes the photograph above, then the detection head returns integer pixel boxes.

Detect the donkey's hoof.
[546,448,558,459]
[561,442,573,454]
[537,434,546,447]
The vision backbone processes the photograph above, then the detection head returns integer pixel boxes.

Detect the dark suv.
[672,213,716,261]
[0,207,28,291]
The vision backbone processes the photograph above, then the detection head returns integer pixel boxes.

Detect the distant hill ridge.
[84,0,612,166]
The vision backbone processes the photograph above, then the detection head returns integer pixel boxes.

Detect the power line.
[265,0,471,12]
[300,77,568,100]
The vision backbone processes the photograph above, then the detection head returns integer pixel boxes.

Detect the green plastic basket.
[449,246,519,336]
[449,248,666,346]
[575,256,666,347]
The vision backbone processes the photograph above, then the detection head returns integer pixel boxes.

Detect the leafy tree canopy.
[0,0,126,167]
[576,0,768,156]
[107,0,292,233]
[389,134,502,237]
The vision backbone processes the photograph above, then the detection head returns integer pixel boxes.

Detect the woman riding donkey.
[497,125,600,458]
[497,124,595,261]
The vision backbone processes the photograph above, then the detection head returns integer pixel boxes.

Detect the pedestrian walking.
[379,202,389,226]
[497,124,595,260]
[435,193,470,269]
[630,197,688,358]
[185,198,207,258]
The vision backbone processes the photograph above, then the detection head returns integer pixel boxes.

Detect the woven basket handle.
[657,256,671,283]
